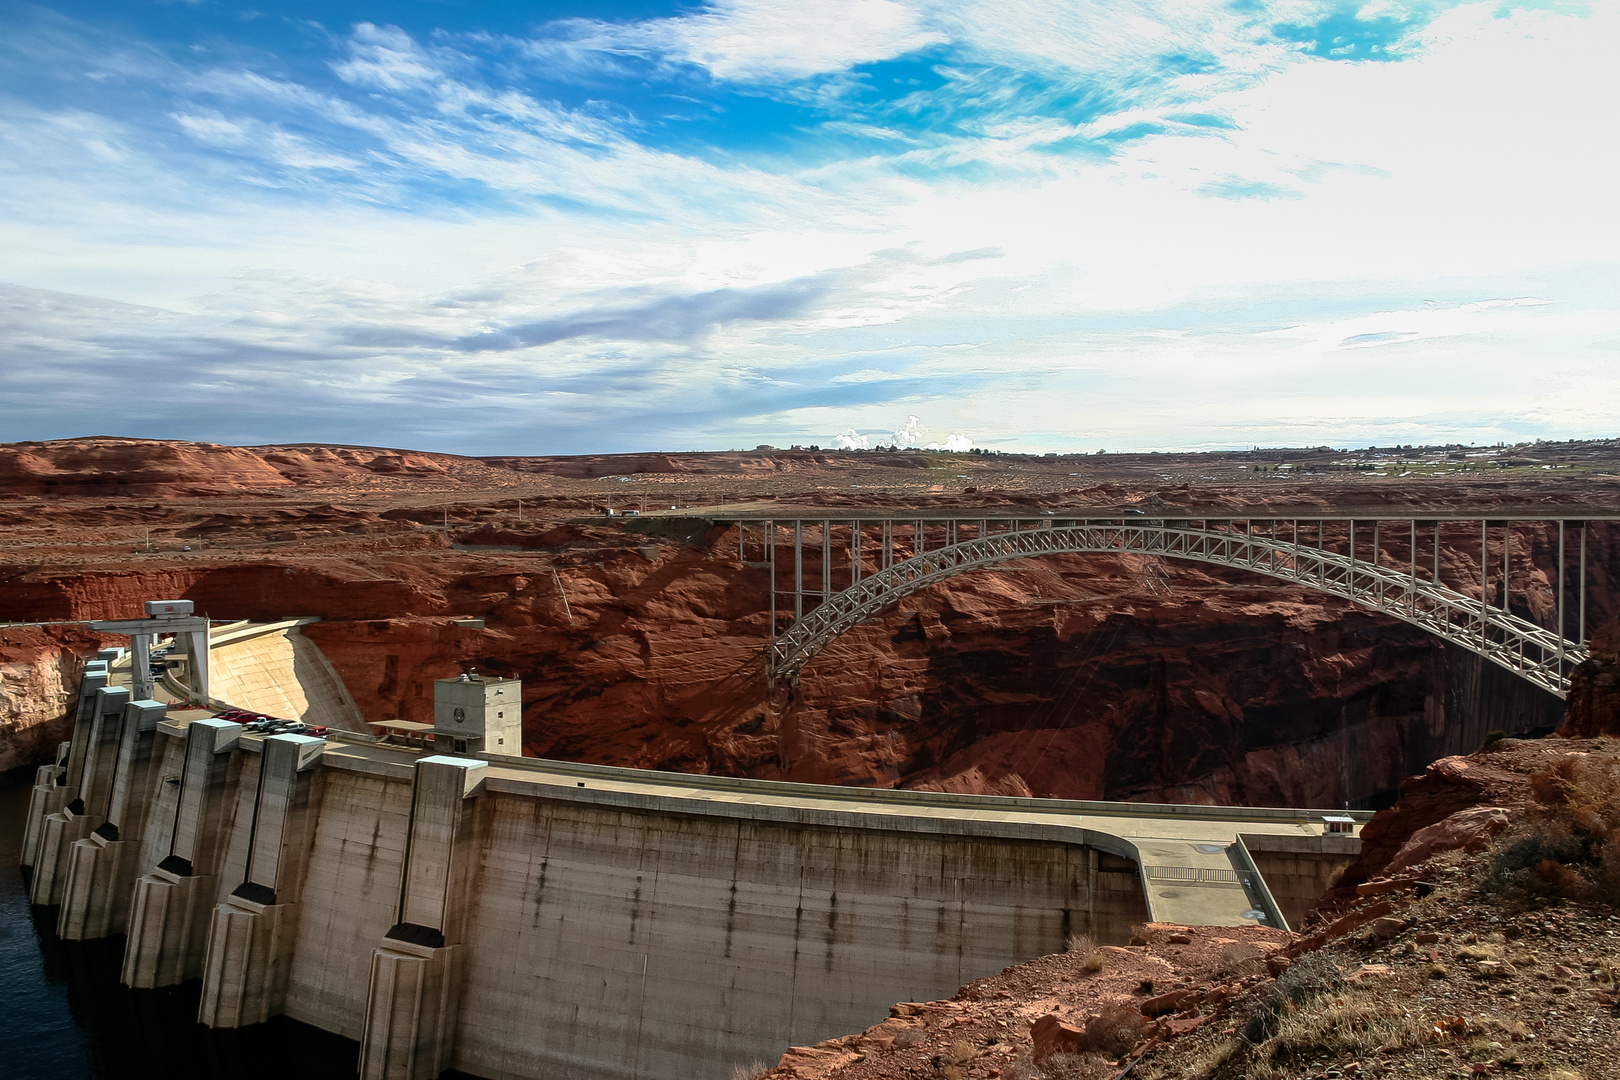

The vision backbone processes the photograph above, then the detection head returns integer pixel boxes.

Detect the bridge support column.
[58,699,169,939]
[122,718,241,988]
[359,755,487,1080]
[31,686,129,905]
[198,733,326,1028]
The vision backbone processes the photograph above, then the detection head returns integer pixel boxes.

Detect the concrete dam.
[19,614,1366,1080]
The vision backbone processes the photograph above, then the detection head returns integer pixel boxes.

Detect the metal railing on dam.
[714,513,1614,694]
[21,664,1368,1080]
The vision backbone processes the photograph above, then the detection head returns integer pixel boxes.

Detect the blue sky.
[1,0,1616,454]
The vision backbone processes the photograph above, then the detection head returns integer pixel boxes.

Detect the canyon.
[3,437,1618,808]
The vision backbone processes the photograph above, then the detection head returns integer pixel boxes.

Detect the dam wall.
[20,653,1363,1080]
[447,797,1145,1080]
[23,705,1158,1080]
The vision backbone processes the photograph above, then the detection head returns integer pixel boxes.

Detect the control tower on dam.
[19,618,1367,1080]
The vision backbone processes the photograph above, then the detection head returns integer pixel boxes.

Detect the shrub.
[1240,953,1341,1045]
[1482,729,1508,749]
[1482,754,1620,905]
[1078,1002,1150,1059]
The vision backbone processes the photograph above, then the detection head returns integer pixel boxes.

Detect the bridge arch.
[765,519,1588,697]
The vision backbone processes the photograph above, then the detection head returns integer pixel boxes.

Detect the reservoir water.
[0,765,361,1080]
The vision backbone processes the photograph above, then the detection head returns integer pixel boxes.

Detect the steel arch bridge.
[728,515,1606,697]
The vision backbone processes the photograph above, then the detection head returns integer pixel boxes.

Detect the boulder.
[1030,1014,1083,1061]
[1140,988,1201,1017]
[1386,807,1512,874]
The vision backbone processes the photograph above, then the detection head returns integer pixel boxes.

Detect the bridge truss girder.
[751,518,1598,698]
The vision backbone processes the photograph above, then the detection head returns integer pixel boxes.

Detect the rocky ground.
[1,437,1616,813]
[753,737,1620,1080]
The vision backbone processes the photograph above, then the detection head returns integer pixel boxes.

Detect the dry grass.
[1139,1037,1245,1080]
[729,1061,769,1080]
[1217,942,1266,978]
[1128,924,1151,946]
[1066,932,1106,972]
[1201,982,1428,1079]
[1265,989,1429,1064]
[1036,1051,1117,1080]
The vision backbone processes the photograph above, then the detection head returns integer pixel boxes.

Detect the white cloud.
[595,0,947,82]
[1,1,1617,453]
[332,23,443,90]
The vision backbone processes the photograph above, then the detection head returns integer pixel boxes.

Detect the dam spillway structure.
[17,603,1370,1080]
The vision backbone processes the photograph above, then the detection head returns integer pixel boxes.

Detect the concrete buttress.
[359,755,487,1080]
[20,675,104,870]
[122,718,242,988]
[20,741,72,870]
[198,732,326,1028]
[20,666,106,869]
[58,698,167,939]
[30,685,128,905]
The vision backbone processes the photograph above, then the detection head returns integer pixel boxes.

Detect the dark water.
[0,766,361,1080]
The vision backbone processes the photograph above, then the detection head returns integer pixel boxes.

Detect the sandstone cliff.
[1,438,1612,808]
[1558,614,1620,738]
[0,623,111,772]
